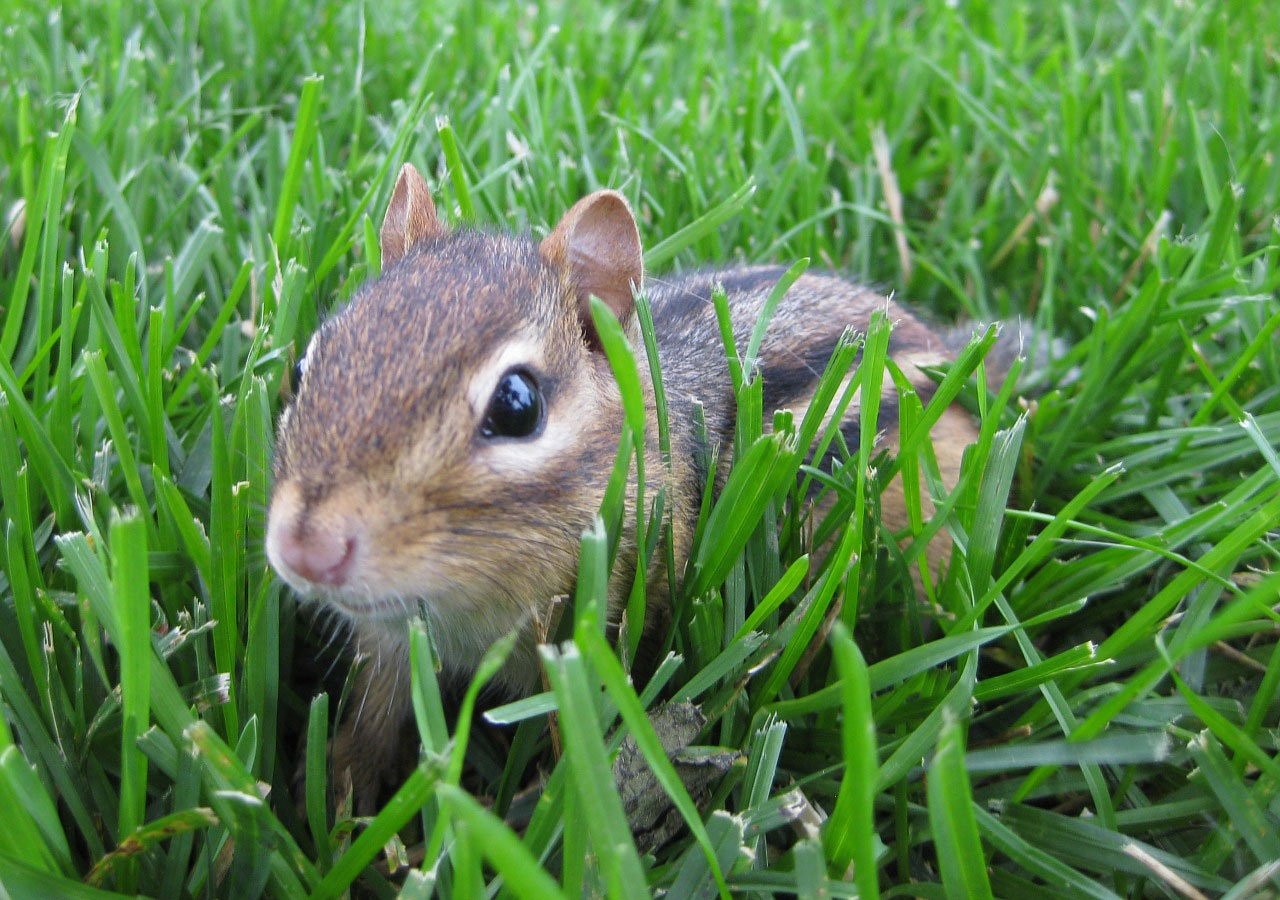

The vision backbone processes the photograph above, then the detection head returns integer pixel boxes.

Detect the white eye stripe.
[481,412,575,474]
[297,318,336,379]
[297,342,314,378]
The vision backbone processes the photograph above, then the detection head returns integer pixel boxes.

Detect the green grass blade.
[576,625,730,899]
[0,851,132,900]
[539,643,648,900]
[436,784,567,898]
[823,623,879,895]
[927,712,992,900]
[110,513,151,852]
[686,430,797,598]
[312,762,441,900]
[271,75,324,256]
[972,806,1119,900]
[303,693,332,869]
[643,179,756,271]
[437,116,475,222]
[0,747,69,875]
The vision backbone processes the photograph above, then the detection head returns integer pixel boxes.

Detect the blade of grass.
[824,624,879,895]
[436,783,568,898]
[312,761,442,900]
[111,513,151,861]
[539,643,648,900]
[576,624,730,899]
[270,75,324,256]
[643,179,756,271]
[927,712,992,900]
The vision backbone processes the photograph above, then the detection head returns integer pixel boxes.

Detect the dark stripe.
[762,363,820,414]
[675,394,733,503]
[685,420,712,506]
[875,391,901,433]
[805,388,903,482]
[649,281,709,330]
[713,266,787,295]
[915,378,939,408]
[650,266,787,332]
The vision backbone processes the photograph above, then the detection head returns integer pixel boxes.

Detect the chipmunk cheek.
[476,409,577,477]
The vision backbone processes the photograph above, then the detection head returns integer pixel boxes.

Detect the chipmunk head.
[265,164,643,669]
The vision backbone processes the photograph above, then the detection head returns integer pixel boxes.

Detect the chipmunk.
[265,163,985,807]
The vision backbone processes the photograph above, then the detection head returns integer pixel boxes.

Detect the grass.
[1,0,1279,895]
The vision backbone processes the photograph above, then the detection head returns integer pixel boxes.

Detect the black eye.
[291,359,305,392]
[480,369,544,439]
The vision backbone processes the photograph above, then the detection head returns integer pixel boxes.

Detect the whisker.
[446,526,568,553]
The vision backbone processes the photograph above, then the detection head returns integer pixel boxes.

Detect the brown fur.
[266,166,979,808]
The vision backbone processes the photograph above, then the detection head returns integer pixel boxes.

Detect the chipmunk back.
[266,164,980,806]
[649,265,975,569]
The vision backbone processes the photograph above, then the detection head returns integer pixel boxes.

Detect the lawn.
[1,0,1279,896]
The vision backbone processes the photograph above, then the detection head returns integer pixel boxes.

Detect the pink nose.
[275,524,357,587]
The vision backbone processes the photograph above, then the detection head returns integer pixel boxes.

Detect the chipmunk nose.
[273,522,357,588]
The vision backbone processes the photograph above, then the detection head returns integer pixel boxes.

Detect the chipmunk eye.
[480,369,544,439]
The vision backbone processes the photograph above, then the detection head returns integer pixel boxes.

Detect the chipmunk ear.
[540,190,643,343]
[380,163,444,268]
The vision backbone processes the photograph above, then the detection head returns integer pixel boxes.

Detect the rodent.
[265,163,982,807]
